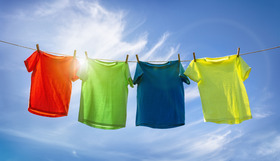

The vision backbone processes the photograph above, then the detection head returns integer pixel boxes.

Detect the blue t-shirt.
[133,60,190,128]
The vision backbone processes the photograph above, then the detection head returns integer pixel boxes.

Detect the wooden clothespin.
[193,52,196,62]
[85,51,88,59]
[73,50,76,58]
[125,55,129,63]
[36,44,40,53]
[237,47,240,57]
[178,53,181,62]
[136,54,139,62]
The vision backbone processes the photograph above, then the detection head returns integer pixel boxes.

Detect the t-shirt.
[133,60,190,128]
[77,59,133,130]
[185,55,252,124]
[24,50,79,117]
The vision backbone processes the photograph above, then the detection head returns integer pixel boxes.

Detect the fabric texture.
[77,59,133,130]
[133,60,190,129]
[24,51,79,117]
[185,55,252,124]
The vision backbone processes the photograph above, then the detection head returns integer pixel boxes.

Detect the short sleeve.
[184,60,201,83]
[24,51,40,72]
[76,59,88,81]
[124,63,134,88]
[237,56,251,81]
[133,63,143,85]
[179,63,190,85]
[71,58,80,82]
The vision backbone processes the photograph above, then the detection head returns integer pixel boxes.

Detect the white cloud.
[4,0,148,59]
[191,130,232,154]
[251,87,274,119]
[165,44,181,60]
[34,0,70,17]
[72,150,78,157]
[257,135,280,157]
[48,0,148,59]
[186,119,203,127]
[131,126,244,161]
[141,32,170,60]
[0,127,76,149]
[253,111,273,119]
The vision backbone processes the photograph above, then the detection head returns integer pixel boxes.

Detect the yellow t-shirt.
[185,55,252,124]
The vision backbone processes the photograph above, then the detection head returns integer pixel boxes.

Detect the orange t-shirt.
[24,50,79,117]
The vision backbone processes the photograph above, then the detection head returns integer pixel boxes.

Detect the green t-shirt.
[185,55,252,124]
[77,59,133,129]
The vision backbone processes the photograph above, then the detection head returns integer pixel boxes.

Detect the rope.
[0,40,69,56]
[240,46,280,56]
[0,40,36,51]
[1,40,280,62]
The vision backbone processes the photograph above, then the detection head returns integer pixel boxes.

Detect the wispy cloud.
[34,0,70,17]
[128,126,244,161]
[189,130,235,154]
[141,32,170,60]
[253,112,273,119]
[186,119,203,127]
[165,44,180,60]
[251,87,274,119]
[257,134,280,157]
[0,127,76,149]
[49,1,148,59]
[5,0,147,59]
[72,150,78,157]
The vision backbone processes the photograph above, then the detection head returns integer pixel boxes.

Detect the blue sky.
[0,0,280,160]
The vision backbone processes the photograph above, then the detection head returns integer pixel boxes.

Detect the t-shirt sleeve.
[76,59,88,81]
[184,60,201,83]
[124,63,134,88]
[24,51,40,72]
[237,56,251,81]
[71,58,80,82]
[133,63,143,85]
[179,63,190,85]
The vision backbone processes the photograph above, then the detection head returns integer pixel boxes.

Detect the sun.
[77,57,87,69]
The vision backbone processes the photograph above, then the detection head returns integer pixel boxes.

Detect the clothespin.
[237,47,240,57]
[73,50,76,58]
[193,52,196,62]
[178,53,180,62]
[136,54,139,62]
[36,44,40,53]
[125,54,129,63]
[85,51,88,59]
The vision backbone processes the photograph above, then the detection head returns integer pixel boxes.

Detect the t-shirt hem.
[204,116,252,124]
[28,108,67,117]
[136,123,185,129]
[79,119,125,130]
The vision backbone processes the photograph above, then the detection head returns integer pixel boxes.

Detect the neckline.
[202,55,235,63]
[40,51,69,59]
[92,59,119,67]
[140,60,176,68]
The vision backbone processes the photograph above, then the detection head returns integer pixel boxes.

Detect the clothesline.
[1,40,280,62]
